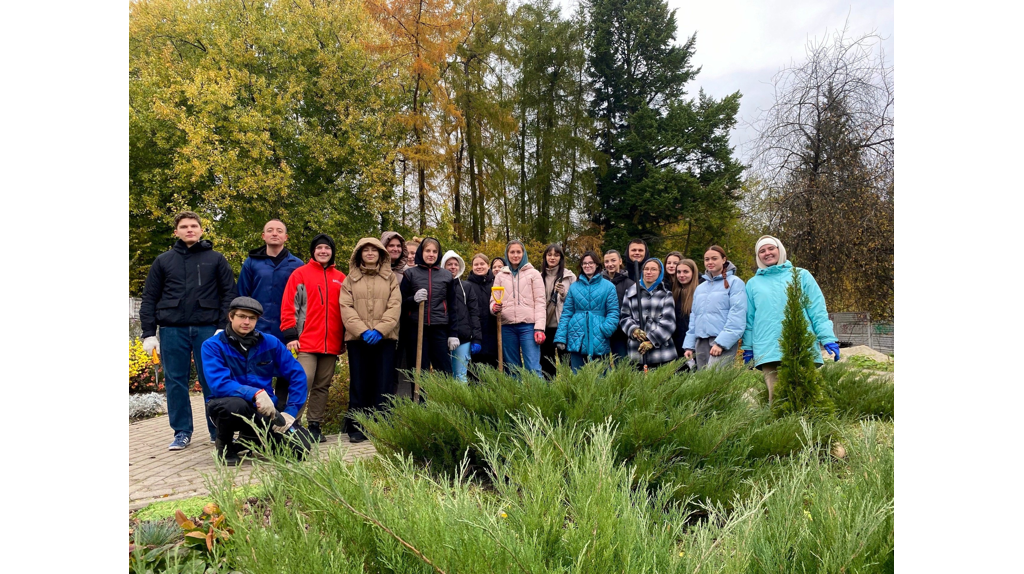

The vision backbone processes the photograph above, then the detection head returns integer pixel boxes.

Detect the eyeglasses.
[235,314,259,322]
[581,261,597,267]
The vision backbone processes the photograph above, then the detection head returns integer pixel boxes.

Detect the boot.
[308,421,324,443]
[215,438,242,466]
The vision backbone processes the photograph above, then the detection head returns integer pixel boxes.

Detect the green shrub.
[354,359,877,509]
[773,266,834,417]
[208,413,893,574]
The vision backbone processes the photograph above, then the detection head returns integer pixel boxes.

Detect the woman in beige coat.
[339,237,402,443]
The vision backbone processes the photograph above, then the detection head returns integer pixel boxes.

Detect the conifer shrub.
[771,266,835,418]
[208,414,894,574]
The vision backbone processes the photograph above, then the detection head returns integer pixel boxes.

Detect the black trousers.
[207,397,312,457]
[392,318,417,398]
[540,326,563,378]
[417,323,453,374]
[348,339,397,418]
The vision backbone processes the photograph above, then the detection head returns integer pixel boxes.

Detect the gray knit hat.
[229,296,264,316]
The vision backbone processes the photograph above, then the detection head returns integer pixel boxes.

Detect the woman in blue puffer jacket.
[683,245,747,369]
[553,251,620,373]
[740,235,839,403]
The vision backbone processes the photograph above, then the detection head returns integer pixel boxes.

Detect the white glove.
[414,288,428,303]
[272,412,295,434]
[253,390,276,417]
[448,337,460,351]
[143,336,160,355]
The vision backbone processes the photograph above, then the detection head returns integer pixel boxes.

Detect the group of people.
[139,211,841,465]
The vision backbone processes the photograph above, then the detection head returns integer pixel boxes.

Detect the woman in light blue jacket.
[553,251,620,372]
[740,236,839,403]
[683,245,747,369]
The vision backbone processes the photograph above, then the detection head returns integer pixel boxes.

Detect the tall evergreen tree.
[586,0,744,250]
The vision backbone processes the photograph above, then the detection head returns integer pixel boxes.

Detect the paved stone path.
[129,394,377,511]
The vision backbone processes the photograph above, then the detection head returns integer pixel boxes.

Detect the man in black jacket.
[140,211,237,451]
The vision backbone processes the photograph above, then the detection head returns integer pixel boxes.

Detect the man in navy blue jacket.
[236,219,303,409]
[140,211,236,451]
[202,297,311,465]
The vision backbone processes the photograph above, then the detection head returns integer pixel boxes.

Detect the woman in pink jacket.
[490,240,546,376]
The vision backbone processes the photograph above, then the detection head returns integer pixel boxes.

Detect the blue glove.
[471,343,482,355]
[823,342,840,361]
[743,350,753,364]
[362,329,383,345]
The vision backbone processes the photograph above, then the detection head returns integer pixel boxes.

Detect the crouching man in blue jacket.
[202,296,312,465]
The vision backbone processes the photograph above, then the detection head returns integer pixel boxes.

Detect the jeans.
[159,325,216,439]
[502,323,542,376]
[450,342,472,383]
[569,351,588,373]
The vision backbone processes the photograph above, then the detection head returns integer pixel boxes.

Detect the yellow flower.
[803,510,813,522]
[500,512,507,519]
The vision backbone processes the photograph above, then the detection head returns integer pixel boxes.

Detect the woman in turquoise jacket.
[683,246,747,369]
[553,251,620,373]
[741,235,840,403]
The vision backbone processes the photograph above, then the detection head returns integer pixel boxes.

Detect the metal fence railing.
[828,312,894,355]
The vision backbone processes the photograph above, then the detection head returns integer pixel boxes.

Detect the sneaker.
[308,422,324,443]
[168,432,192,451]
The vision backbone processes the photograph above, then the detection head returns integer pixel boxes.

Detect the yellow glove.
[632,329,649,342]
[638,341,654,355]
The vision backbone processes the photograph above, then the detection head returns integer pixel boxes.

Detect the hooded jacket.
[683,261,747,351]
[202,330,308,418]
[139,239,237,338]
[553,272,620,357]
[280,234,347,354]
[440,250,483,345]
[740,261,836,367]
[339,237,402,341]
[619,258,677,365]
[380,231,409,283]
[624,239,650,282]
[490,241,546,331]
[543,266,577,328]
[466,269,499,356]
[236,245,303,339]
[400,238,458,327]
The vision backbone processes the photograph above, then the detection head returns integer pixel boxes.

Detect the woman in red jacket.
[280,234,346,442]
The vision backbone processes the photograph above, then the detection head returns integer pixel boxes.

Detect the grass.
[133,484,266,521]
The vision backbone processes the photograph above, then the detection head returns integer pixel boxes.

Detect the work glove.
[743,350,754,364]
[363,329,382,345]
[534,330,546,345]
[272,412,295,434]
[448,337,461,351]
[555,342,566,352]
[471,343,482,354]
[638,341,654,355]
[823,342,841,362]
[143,336,160,355]
[492,303,502,314]
[414,289,429,303]
[632,329,649,342]
[253,390,276,417]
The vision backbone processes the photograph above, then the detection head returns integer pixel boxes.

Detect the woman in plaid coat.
[619,258,678,368]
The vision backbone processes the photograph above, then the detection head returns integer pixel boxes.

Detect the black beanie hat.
[309,233,337,267]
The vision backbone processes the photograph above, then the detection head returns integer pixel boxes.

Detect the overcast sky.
[561,0,895,167]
